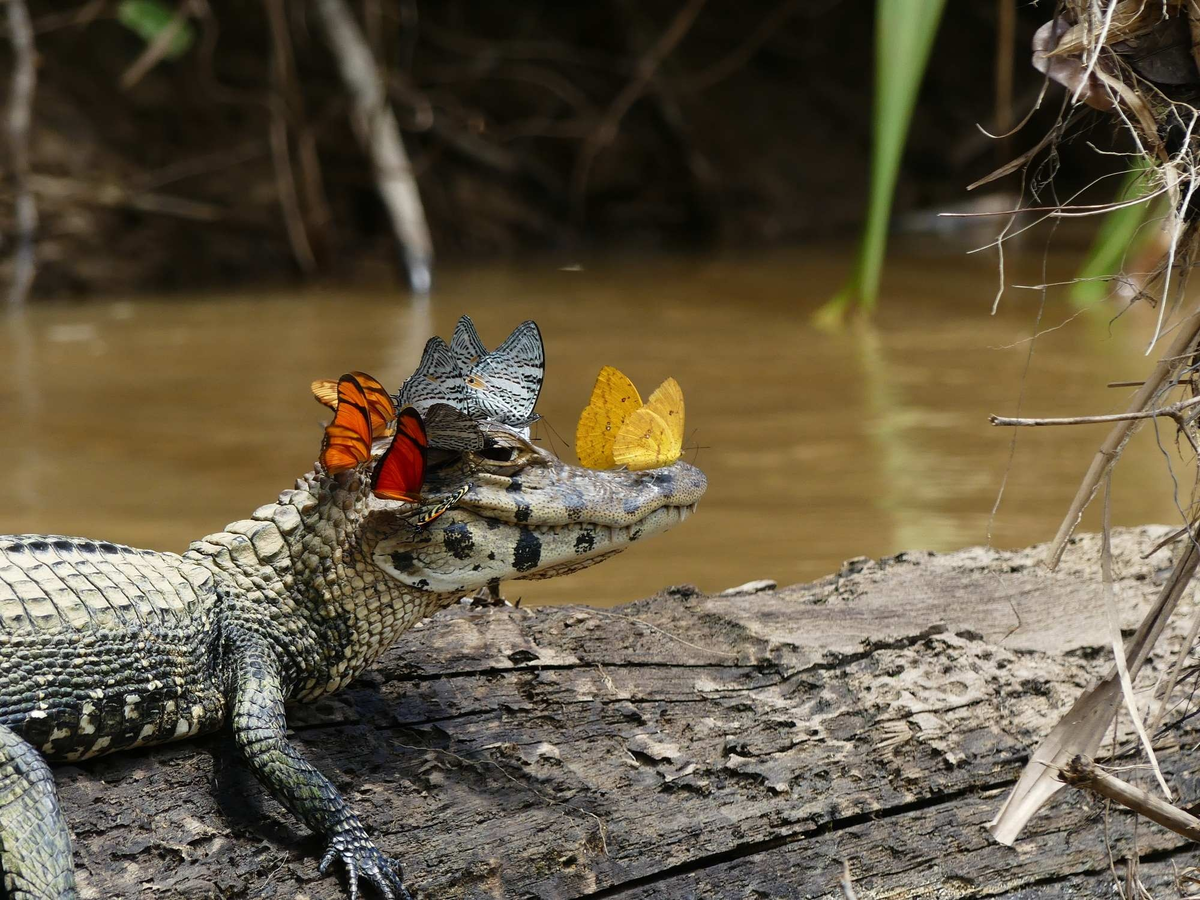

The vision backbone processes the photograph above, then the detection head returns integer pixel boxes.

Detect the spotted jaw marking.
[373,500,699,596]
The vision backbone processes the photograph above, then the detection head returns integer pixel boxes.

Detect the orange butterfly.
[319,373,396,474]
[371,407,428,502]
[371,408,470,525]
[312,372,395,440]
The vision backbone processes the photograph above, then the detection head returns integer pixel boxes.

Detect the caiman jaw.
[372,459,707,595]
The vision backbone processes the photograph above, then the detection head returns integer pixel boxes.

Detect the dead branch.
[133,140,269,192]
[312,0,432,293]
[616,0,718,226]
[25,174,222,221]
[682,0,804,92]
[5,0,37,306]
[1045,303,1200,570]
[265,0,317,274]
[571,0,707,224]
[990,395,1200,429]
[1059,755,1200,843]
[31,0,105,35]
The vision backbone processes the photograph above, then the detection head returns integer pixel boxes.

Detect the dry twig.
[1059,755,1200,843]
[571,0,706,224]
[265,0,317,274]
[1043,303,1200,570]
[313,0,432,293]
[990,395,1200,430]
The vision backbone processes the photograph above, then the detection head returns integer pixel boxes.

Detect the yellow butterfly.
[576,366,684,471]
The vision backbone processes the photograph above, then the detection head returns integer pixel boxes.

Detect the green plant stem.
[1070,160,1158,307]
[817,0,945,326]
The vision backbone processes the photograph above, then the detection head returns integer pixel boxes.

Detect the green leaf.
[1070,160,1159,306]
[116,0,195,61]
[817,0,946,325]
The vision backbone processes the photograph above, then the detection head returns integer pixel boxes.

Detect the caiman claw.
[319,830,413,900]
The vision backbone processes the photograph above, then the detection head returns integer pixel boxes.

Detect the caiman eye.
[469,423,545,471]
[479,446,518,462]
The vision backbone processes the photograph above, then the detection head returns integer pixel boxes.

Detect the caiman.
[0,393,706,898]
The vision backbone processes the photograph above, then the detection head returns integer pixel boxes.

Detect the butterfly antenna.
[684,427,708,465]
[538,416,571,459]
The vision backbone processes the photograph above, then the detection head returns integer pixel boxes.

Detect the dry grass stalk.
[1148,589,1200,732]
[1102,478,1171,800]
[985,16,1200,849]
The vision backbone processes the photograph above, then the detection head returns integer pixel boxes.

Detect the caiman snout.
[462,459,707,528]
[372,459,707,595]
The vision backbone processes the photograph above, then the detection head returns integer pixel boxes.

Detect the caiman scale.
[0,415,706,899]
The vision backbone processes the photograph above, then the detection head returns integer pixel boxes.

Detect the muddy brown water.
[0,246,1186,606]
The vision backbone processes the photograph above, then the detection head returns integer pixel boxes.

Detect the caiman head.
[361,422,707,604]
[211,417,704,697]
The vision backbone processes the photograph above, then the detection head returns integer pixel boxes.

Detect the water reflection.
[0,246,1185,606]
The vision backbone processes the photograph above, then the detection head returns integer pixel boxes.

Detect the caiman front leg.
[0,724,78,900]
[226,633,411,900]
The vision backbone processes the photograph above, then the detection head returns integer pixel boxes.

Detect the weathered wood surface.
[53,526,1200,898]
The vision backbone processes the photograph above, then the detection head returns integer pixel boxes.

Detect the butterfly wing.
[468,320,544,425]
[311,379,339,410]
[451,315,488,370]
[395,337,467,412]
[423,402,485,451]
[320,374,375,473]
[348,371,396,439]
[643,377,684,450]
[612,407,680,471]
[371,407,428,502]
[576,366,642,469]
[412,483,470,527]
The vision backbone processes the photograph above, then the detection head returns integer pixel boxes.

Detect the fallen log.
[57,526,1200,898]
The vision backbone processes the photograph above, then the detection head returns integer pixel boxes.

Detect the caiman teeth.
[524,507,694,536]
[500,502,697,534]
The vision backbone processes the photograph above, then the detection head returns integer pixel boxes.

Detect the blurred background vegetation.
[1,0,1130,299]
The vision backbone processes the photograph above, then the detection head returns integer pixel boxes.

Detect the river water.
[0,245,1187,606]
